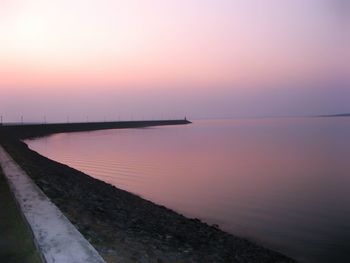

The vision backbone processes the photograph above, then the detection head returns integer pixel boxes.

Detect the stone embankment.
[0,121,296,262]
[0,146,105,263]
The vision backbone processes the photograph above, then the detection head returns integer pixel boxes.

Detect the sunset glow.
[0,0,349,121]
[1,2,350,262]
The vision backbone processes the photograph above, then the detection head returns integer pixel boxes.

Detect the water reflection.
[26,118,350,263]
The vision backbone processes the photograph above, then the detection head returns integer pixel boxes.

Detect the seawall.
[0,120,191,139]
[0,119,296,262]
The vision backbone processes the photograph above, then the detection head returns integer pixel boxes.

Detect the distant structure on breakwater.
[0,119,192,139]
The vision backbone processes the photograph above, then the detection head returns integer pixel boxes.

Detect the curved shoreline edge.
[1,120,192,139]
[0,120,296,262]
[0,146,105,263]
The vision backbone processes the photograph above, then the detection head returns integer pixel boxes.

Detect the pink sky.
[0,0,349,122]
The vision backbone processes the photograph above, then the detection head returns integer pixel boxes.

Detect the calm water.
[26,118,350,263]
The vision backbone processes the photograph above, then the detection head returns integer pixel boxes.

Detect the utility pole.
[0,115,2,125]
[21,115,23,125]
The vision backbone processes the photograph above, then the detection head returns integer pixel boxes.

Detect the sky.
[0,0,349,122]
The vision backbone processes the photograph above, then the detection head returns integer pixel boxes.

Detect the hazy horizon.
[1,0,349,122]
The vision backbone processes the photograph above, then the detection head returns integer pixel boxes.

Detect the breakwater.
[0,120,191,139]
[0,120,296,262]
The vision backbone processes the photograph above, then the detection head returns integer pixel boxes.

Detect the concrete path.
[0,146,106,263]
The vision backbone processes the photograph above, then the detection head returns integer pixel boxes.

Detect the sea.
[25,117,350,263]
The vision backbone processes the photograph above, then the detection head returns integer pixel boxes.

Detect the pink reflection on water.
[26,118,350,263]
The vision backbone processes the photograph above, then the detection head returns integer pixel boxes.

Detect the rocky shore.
[0,121,296,262]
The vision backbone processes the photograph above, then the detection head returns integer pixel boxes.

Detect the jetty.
[0,120,296,262]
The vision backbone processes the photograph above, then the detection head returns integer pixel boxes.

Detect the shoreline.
[0,121,296,262]
[0,146,105,263]
[0,120,192,139]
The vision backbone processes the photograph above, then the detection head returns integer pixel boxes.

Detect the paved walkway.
[0,146,106,263]
[0,168,42,263]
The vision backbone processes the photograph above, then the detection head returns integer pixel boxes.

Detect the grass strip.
[0,167,42,263]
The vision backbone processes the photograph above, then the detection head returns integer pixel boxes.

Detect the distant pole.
[21,115,23,125]
[86,116,89,123]
[44,116,46,124]
[0,115,2,125]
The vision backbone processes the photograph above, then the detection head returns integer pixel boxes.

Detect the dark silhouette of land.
[316,113,350,118]
[0,120,296,262]
[1,120,191,139]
